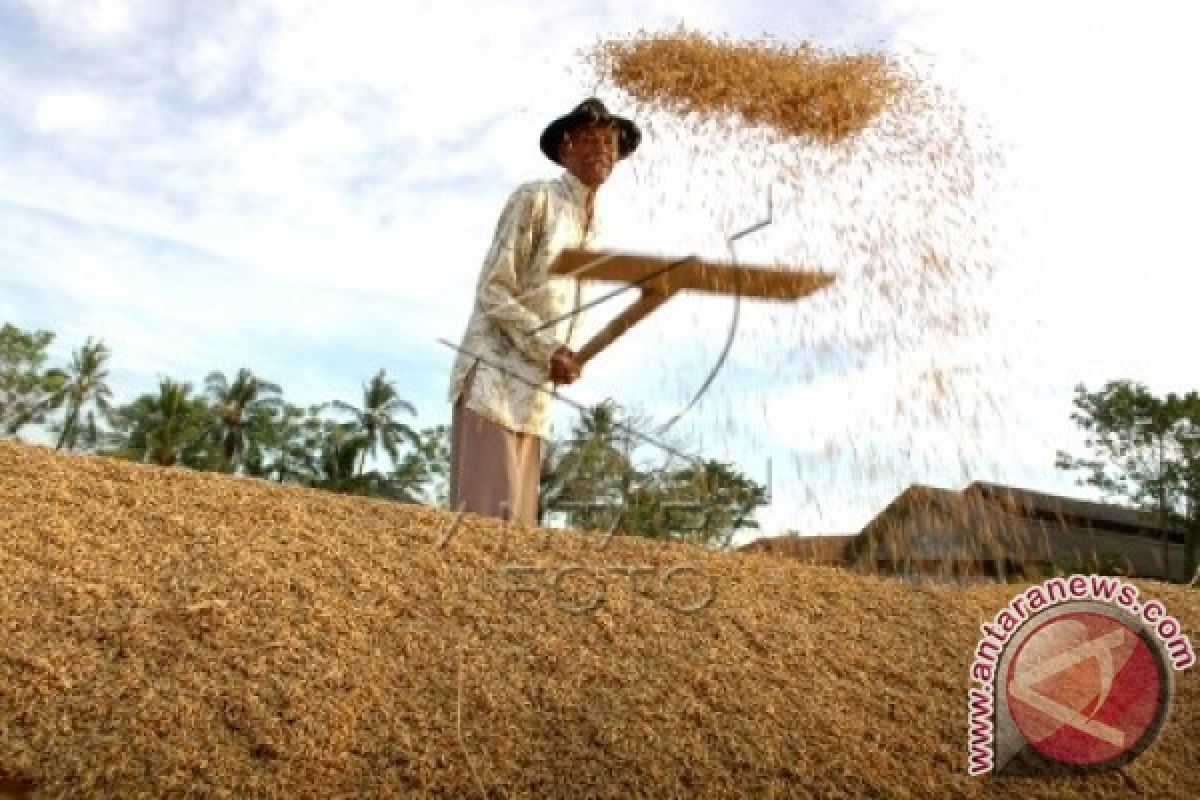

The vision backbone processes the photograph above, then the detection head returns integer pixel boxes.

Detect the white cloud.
[33,88,122,135]
[20,0,139,46]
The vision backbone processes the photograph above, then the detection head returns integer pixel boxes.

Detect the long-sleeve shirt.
[446,170,596,437]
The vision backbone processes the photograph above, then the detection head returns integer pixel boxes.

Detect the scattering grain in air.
[586,28,908,143]
[580,29,1023,504]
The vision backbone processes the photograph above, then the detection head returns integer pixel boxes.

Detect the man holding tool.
[446,98,641,524]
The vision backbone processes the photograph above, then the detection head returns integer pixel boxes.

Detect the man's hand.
[549,346,582,385]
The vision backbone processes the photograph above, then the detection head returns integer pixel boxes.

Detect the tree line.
[3,322,1196,571]
[0,322,767,546]
[1057,380,1200,582]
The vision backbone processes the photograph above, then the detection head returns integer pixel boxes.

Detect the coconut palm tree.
[552,400,637,528]
[311,419,366,491]
[242,402,312,483]
[106,378,211,467]
[332,368,420,477]
[390,424,450,505]
[204,368,283,472]
[44,337,115,451]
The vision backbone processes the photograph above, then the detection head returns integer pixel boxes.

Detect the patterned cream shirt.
[447,170,596,437]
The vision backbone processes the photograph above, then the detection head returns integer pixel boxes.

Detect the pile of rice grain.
[1,440,1197,798]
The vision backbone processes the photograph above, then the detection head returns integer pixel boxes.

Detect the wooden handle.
[575,288,673,368]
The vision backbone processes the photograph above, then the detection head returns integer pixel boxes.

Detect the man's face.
[558,122,621,189]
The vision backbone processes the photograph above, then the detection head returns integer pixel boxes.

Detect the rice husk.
[1,441,1196,798]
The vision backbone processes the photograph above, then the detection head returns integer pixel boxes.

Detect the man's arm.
[476,185,565,371]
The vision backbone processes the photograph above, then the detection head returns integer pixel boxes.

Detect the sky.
[1,0,1197,542]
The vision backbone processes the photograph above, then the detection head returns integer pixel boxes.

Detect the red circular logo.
[1005,611,1162,766]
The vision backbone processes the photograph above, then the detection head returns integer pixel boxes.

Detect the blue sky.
[2,0,1198,540]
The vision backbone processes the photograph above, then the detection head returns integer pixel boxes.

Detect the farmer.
[446,98,641,524]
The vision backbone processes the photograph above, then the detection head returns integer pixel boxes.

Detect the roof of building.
[741,481,1186,568]
[849,485,1033,561]
[965,481,1183,540]
[738,533,859,564]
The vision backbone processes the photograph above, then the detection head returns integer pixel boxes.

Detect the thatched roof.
[737,533,858,564]
[848,484,1037,564]
[966,481,1184,541]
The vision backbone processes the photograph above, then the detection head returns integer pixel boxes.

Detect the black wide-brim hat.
[539,97,641,165]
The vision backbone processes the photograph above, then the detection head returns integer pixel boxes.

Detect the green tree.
[1177,407,1200,583]
[1056,381,1200,582]
[43,337,115,451]
[307,415,416,499]
[242,402,318,484]
[390,424,451,505]
[0,322,60,436]
[542,401,768,546]
[312,419,367,491]
[612,458,767,546]
[657,459,768,547]
[332,369,420,478]
[205,368,283,472]
[547,401,638,530]
[105,378,213,467]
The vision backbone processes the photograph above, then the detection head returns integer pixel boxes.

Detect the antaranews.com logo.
[967,574,1195,776]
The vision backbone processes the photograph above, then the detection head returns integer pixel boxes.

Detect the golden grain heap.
[1,441,1197,798]
[583,30,1013,512]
